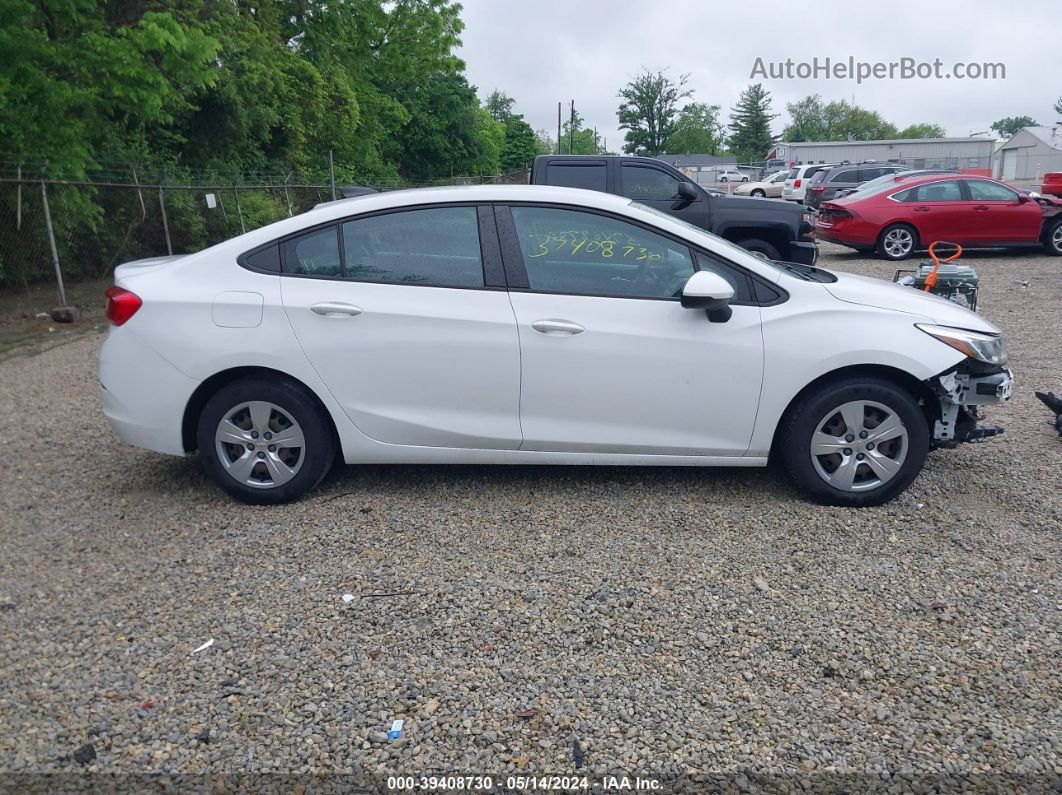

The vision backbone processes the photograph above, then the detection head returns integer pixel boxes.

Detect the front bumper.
[788,240,819,265]
[928,366,1014,445]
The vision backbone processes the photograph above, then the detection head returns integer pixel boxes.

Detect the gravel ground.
[0,244,1060,792]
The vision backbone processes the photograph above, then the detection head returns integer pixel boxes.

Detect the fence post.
[158,184,173,256]
[39,175,67,307]
[233,184,246,234]
[329,150,337,200]
[284,170,293,217]
[16,165,21,230]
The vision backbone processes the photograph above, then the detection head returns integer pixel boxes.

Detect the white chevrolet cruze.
[99,185,1013,506]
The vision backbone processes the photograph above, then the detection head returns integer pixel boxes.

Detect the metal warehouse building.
[772,137,996,172]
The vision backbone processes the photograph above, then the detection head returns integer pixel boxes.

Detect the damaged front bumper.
[927,364,1014,446]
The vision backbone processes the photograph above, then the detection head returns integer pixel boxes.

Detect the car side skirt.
[339,446,769,467]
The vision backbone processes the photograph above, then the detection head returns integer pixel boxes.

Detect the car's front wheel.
[196,375,336,504]
[877,223,918,260]
[719,177,728,183]
[778,376,929,506]
[751,189,766,197]
[1043,218,1062,256]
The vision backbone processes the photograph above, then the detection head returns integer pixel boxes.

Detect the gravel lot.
[1,244,1060,792]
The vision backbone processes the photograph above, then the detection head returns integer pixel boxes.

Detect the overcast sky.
[456,0,1059,151]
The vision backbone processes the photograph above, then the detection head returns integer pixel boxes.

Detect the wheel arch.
[768,363,937,460]
[182,366,341,454]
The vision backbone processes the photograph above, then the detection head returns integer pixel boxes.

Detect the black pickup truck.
[530,155,818,265]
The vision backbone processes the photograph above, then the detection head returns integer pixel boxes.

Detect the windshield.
[630,200,836,282]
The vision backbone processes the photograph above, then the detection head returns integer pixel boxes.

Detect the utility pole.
[569,100,575,155]
[556,102,561,155]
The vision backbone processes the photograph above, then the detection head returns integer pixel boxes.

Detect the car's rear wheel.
[719,177,729,183]
[196,375,336,504]
[877,223,918,260]
[736,238,780,260]
[750,189,766,197]
[778,377,929,507]
[1043,218,1062,256]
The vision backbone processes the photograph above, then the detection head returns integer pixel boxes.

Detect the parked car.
[833,168,957,200]
[531,155,817,263]
[815,174,1062,260]
[804,163,911,210]
[735,170,788,198]
[101,184,1013,508]
[716,168,749,183]
[782,163,836,203]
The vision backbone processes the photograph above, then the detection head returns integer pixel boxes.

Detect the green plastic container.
[894,262,979,311]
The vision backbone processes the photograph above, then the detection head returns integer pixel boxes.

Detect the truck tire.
[737,238,780,260]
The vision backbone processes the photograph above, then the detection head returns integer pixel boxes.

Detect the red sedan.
[814,173,1062,261]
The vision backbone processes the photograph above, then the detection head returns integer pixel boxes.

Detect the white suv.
[716,168,749,183]
[783,163,836,203]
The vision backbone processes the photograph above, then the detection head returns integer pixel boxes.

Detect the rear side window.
[858,168,883,181]
[916,180,963,201]
[283,227,341,277]
[545,163,606,191]
[621,165,683,201]
[787,168,799,179]
[342,207,483,288]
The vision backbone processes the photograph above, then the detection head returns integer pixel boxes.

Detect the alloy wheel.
[809,400,908,492]
[1053,223,1062,252]
[883,228,914,258]
[215,401,305,488]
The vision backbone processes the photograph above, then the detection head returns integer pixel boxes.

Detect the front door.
[905,179,971,245]
[280,205,522,450]
[963,179,1043,243]
[618,162,708,227]
[499,203,764,456]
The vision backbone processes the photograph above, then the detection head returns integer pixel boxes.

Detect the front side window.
[509,206,694,299]
[621,166,683,201]
[283,227,341,277]
[342,207,483,288]
[966,180,1019,202]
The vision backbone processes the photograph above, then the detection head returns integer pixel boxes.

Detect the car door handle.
[913,206,930,212]
[531,319,585,335]
[973,205,990,211]
[310,302,362,317]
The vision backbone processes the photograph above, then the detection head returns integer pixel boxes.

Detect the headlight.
[916,324,1007,365]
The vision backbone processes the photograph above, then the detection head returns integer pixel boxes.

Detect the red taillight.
[794,179,802,188]
[105,286,142,326]
[810,187,824,193]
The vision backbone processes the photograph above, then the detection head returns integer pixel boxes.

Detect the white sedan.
[99,185,1013,506]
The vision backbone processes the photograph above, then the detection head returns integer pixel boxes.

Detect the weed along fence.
[0,160,529,298]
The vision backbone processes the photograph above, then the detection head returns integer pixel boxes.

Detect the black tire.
[777,376,929,507]
[741,177,749,182]
[876,223,919,261]
[196,375,336,504]
[736,238,781,260]
[750,189,766,197]
[719,177,728,183]
[1043,218,1062,256]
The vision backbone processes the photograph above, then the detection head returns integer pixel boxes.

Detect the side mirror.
[1017,193,1030,203]
[681,270,735,322]
[672,181,698,208]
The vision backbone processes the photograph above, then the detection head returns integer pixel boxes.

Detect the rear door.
[279,204,522,450]
[963,179,1043,242]
[540,160,609,195]
[898,179,971,244]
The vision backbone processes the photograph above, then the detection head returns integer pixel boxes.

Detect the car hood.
[823,270,1000,333]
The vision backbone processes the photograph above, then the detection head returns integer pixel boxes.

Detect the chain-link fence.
[0,163,531,295]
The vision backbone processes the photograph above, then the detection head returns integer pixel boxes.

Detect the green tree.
[561,111,607,155]
[1054,97,1062,117]
[991,116,1038,138]
[665,102,724,154]
[534,128,555,156]
[617,70,692,156]
[485,89,516,122]
[499,115,537,172]
[897,123,947,138]
[727,84,777,161]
